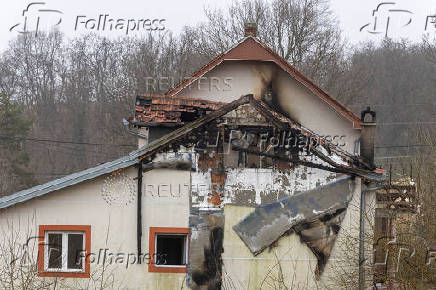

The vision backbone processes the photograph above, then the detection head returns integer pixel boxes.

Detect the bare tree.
[192,0,345,89]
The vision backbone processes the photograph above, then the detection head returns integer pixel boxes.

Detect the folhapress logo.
[10,2,63,36]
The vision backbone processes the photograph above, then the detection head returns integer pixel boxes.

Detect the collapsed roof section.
[129,95,225,127]
[133,95,382,181]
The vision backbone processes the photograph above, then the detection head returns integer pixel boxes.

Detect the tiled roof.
[131,95,226,126]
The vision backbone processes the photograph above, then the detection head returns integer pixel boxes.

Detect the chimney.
[360,107,376,166]
[244,22,257,37]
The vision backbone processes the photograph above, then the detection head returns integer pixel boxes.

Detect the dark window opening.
[47,234,62,269]
[68,234,84,269]
[156,234,187,266]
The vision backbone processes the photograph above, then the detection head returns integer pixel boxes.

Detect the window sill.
[38,270,90,278]
[148,264,187,273]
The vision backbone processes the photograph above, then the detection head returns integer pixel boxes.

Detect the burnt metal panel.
[232,176,356,255]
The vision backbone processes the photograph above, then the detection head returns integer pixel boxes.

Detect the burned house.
[0,24,384,289]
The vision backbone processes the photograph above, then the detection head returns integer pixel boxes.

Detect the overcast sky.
[1,0,436,52]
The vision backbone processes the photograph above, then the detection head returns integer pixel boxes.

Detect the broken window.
[155,234,187,266]
[148,227,190,273]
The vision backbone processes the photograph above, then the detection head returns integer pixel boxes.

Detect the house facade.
[0,25,383,289]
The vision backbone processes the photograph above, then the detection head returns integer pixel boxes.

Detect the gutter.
[123,118,149,141]
[359,184,383,290]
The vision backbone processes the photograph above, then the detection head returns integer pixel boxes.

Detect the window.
[38,225,91,278]
[148,227,189,273]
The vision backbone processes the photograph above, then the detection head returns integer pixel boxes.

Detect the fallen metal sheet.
[232,176,356,255]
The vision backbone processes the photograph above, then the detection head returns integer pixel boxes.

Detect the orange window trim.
[148,227,190,273]
[38,225,91,278]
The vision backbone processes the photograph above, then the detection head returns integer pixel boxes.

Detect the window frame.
[38,225,91,278]
[148,227,189,273]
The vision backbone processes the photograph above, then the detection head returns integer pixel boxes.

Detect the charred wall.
[188,210,224,290]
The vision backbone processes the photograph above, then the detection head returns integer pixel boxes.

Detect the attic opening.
[179,109,206,122]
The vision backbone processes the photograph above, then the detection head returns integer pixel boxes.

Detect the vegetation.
[0,0,433,197]
[0,95,35,195]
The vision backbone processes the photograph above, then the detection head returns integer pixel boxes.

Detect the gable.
[167,37,361,129]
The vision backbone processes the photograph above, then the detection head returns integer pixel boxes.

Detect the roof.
[0,149,141,209]
[0,96,252,210]
[165,36,362,129]
[0,95,382,210]
[131,95,225,126]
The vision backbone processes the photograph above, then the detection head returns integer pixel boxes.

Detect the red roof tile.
[132,95,226,125]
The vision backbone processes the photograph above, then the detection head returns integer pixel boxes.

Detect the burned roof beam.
[233,146,345,174]
[310,147,384,181]
[247,98,372,170]
[248,97,290,130]
[233,146,384,181]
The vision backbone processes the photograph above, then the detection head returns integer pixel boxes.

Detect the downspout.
[359,184,382,290]
[137,161,143,263]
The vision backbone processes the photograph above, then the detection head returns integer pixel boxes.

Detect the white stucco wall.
[191,167,337,209]
[0,167,190,290]
[0,163,371,289]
